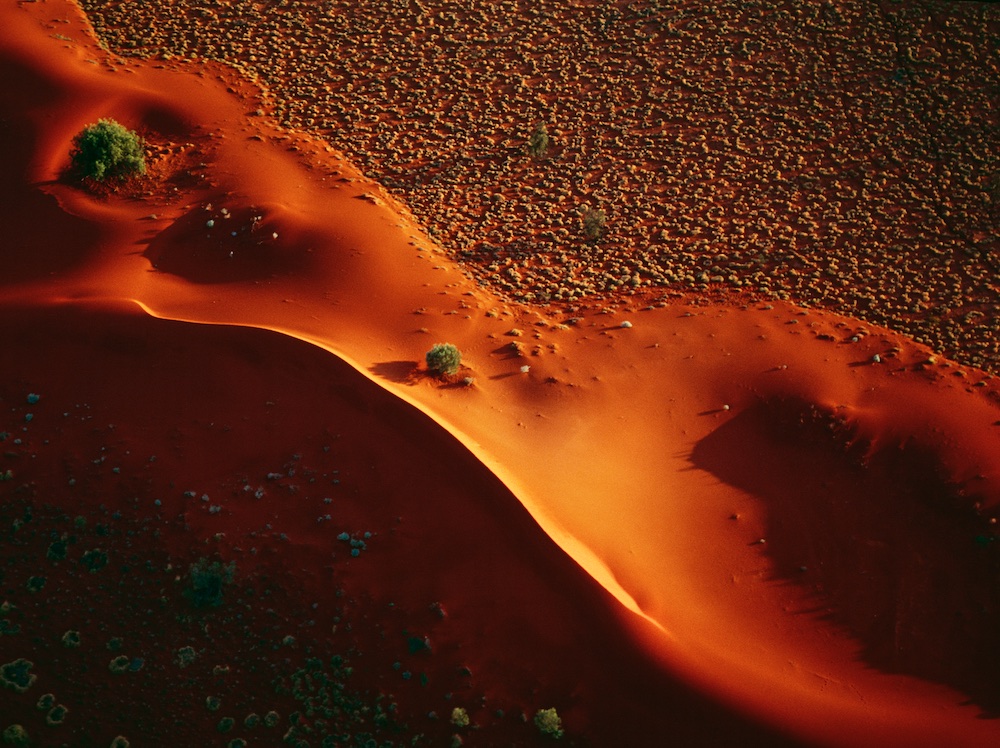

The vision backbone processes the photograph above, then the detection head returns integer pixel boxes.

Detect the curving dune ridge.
[2,2,1000,747]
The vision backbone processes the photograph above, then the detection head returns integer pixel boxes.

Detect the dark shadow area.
[143,205,305,284]
[691,397,1000,715]
[0,302,807,747]
[0,54,98,285]
[491,342,524,360]
[369,360,418,384]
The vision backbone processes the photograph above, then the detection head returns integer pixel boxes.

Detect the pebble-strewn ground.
[79,0,999,369]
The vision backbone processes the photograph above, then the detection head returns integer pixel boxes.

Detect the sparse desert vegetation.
[79,0,1000,371]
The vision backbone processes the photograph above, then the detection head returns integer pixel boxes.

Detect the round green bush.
[110,737,130,748]
[108,655,130,674]
[0,659,36,693]
[534,707,564,739]
[2,725,29,747]
[70,119,146,182]
[45,704,68,726]
[426,343,462,377]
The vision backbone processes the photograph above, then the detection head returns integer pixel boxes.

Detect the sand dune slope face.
[2,303,803,746]
[2,2,1000,747]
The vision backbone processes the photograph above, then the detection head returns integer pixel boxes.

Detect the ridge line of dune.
[126,296,673,638]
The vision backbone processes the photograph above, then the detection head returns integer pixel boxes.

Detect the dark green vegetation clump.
[0,659,36,693]
[45,704,68,726]
[70,119,146,182]
[185,558,236,608]
[425,343,462,377]
[1,725,30,747]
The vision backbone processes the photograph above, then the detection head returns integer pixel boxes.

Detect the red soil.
[2,2,1000,747]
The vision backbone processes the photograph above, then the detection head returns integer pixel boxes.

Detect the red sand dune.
[3,2,1000,746]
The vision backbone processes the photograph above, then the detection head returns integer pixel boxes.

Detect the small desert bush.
[0,659,35,693]
[70,119,146,182]
[582,207,606,241]
[534,707,564,739]
[185,558,235,608]
[2,725,29,747]
[426,343,462,377]
[175,646,197,667]
[527,122,550,158]
[108,656,130,674]
[45,704,68,726]
[450,707,470,728]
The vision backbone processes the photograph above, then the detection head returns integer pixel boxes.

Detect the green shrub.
[108,656,130,674]
[534,708,564,739]
[185,558,235,609]
[426,343,462,377]
[2,725,29,747]
[582,207,606,241]
[109,737,130,748]
[527,122,550,158]
[46,538,68,561]
[450,707,470,728]
[45,704,68,726]
[81,549,109,573]
[0,659,36,693]
[61,630,81,648]
[70,119,146,182]
[217,717,235,734]
[175,646,197,667]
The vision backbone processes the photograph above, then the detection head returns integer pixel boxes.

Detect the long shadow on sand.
[690,397,1000,715]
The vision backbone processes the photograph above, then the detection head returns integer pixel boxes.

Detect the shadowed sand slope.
[691,396,1000,712]
[3,2,1000,746]
[0,301,799,746]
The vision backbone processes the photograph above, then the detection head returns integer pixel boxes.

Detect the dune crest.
[3,1,1000,745]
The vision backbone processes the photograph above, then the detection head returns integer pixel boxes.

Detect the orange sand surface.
[2,2,1000,746]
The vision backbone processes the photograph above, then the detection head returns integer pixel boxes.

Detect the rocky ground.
[79,0,999,370]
